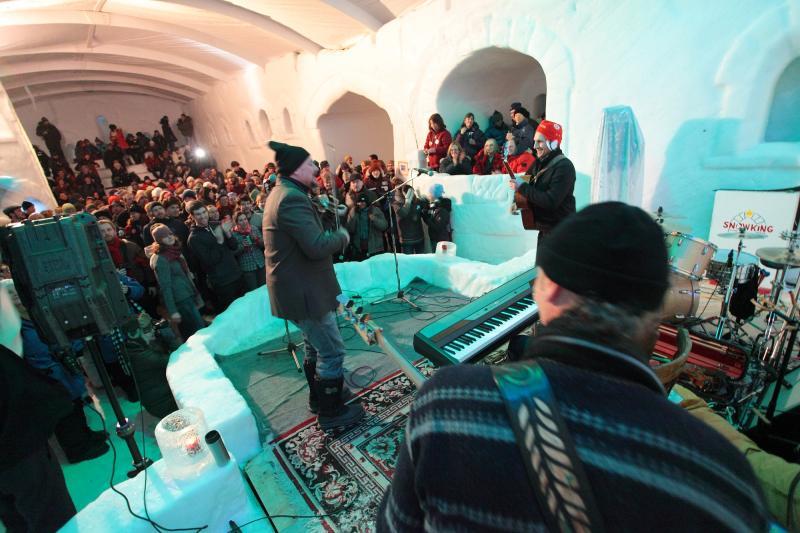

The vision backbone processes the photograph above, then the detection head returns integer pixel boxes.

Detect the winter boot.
[54,401,110,464]
[303,360,319,413]
[315,376,364,430]
[304,361,356,414]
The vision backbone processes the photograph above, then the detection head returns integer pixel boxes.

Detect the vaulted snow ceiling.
[0,0,425,105]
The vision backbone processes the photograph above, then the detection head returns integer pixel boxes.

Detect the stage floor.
[215,280,473,532]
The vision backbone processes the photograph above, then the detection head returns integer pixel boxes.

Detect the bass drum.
[664,232,717,279]
[661,272,701,323]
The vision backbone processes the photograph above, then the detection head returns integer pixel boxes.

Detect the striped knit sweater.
[377,332,772,532]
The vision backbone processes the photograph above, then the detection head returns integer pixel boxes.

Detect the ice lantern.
[155,408,214,480]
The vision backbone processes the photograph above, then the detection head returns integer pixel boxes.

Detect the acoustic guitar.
[505,160,536,230]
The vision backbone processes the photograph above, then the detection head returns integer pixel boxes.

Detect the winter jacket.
[262,177,348,321]
[110,128,128,150]
[484,112,508,145]
[392,190,425,245]
[231,227,265,272]
[454,124,486,159]
[346,205,387,256]
[187,224,242,288]
[517,148,576,230]
[0,344,72,472]
[424,129,453,170]
[471,149,504,175]
[508,152,536,174]
[438,156,473,175]
[149,253,201,316]
[509,117,535,156]
[422,197,452,245]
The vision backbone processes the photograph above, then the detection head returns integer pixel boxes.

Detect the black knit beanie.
[268,141,309,177]
[536,202,669,311]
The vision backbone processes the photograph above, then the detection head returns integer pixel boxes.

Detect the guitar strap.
[492,361,605,533]
[530,154,566,185]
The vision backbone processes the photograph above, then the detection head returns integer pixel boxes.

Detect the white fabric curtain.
[591,105,645,205]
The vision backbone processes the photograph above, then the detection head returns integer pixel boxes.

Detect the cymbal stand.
[715,231,746,339]
[759,233,799,358]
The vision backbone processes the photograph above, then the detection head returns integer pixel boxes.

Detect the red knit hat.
[535,120,563,148]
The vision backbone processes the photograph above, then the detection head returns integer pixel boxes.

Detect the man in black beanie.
[379,202,770,532]
[263,141,363,430]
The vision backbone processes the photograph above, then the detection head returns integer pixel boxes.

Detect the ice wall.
[0,82,55,211]
[188,0,800,241]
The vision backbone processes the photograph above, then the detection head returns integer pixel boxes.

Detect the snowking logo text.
[721,209,774,233]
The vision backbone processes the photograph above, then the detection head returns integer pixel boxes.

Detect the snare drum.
[664,232,717,279]
[707,249,760,288]
[661,272,700,323]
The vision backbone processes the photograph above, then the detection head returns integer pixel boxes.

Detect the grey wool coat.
[262,177,348,320]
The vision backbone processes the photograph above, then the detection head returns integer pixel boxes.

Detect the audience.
[149,223,205,340]
[345,191,387,261]
[392,184,426,254]
[423,113,452,171]
[230,209,265,291]
[454,112,486,159]
[186,201,243,313]
[438,142,472,175]
[472,138,504,175]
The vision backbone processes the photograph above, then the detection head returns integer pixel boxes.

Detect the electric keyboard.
[413,269,539,366]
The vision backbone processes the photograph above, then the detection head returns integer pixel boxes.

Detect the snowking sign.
[709,188,800,257]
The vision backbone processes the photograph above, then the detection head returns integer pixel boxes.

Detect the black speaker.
[0,213,133,349]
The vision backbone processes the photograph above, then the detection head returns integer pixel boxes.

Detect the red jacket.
[424,129,452,170]
[110,129,128,150]
[507,152,536,174]
[472,149,504,175]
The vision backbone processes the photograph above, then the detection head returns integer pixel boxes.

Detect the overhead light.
[194,147,206,158]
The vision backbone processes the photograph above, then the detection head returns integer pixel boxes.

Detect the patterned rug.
[271,361,435,532]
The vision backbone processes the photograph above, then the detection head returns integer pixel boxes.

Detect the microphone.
[412,168,435,176]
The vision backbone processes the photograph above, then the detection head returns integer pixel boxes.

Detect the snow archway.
[317,91,394,164]
[436,47,547,136]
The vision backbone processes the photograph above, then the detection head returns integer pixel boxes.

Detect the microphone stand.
[258,320,302,372]
[370,171,426,310]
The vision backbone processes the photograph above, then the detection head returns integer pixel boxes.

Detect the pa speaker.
[0,213,133,349]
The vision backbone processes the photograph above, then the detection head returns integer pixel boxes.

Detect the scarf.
[106,237,124,266]
[154,242,189,273]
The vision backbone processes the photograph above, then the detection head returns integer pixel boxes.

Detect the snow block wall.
[189,0,800,243]
[0,82,55,211]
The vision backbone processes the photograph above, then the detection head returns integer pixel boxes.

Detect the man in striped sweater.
[378,202,773,532]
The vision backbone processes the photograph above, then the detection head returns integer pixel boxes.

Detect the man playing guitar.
[509,120,576,244]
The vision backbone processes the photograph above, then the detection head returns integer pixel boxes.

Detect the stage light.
[194,147,207,159]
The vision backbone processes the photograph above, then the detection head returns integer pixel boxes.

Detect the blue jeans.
[291,311,346,379]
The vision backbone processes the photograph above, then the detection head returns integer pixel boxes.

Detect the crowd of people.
[423,102,545,176]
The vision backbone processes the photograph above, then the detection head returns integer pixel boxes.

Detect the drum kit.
[654,208,800,431]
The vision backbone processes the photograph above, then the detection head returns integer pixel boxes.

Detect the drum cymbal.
[717,231,767,240]
[755,247,800,268]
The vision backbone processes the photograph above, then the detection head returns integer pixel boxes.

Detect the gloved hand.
[337,227,350,247]
[510,176,526,190]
